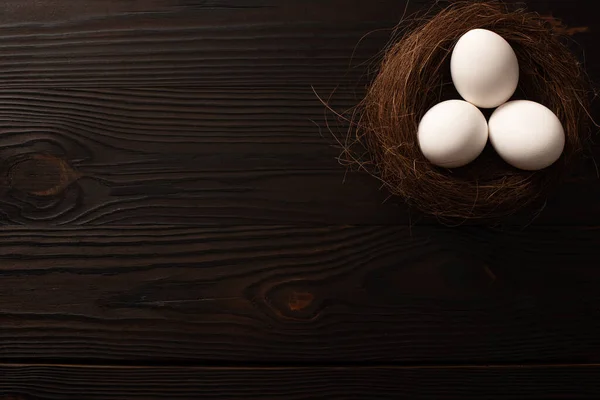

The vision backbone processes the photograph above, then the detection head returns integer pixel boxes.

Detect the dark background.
[0,0,599,398]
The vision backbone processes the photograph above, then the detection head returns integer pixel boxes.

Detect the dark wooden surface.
[0,0,599,398]
[1,225,600,364]
[2,364,600,399]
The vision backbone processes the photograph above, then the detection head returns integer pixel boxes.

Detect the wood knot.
[264,284,323,321]
[289,291,314,311]
[7,154,79,196]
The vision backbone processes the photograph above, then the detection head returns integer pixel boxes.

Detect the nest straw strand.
[338,1,592,221]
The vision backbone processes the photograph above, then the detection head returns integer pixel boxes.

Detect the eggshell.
[488,100,565,171]
[418,100,489,168]
[451,29,519,108]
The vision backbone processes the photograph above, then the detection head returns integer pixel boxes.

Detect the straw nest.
[334,1,592,220]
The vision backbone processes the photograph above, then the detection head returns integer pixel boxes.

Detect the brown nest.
[336,1,593,221]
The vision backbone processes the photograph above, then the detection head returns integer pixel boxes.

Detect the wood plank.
[0,0,596,87]
[0,87,597,226]
[0,0,409,87]
[0,225,599,362]
[0,86,402,225]
[1,364,600,399]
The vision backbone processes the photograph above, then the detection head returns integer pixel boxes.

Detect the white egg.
[488,100,565,171]
[451,29,519,108]
[418,100,488,168]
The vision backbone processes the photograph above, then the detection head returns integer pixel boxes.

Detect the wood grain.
[0,0,596,87]
[1,364,600,399]
[0,87,597,226]
[0,224,599,362]
[0,0,407,87]
[0,86,402,225]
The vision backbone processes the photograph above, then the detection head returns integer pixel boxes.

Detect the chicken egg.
[418,100,489,168]
[451,29,519,108]
[488,100,565,171]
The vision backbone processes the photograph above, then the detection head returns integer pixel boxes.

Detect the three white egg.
[417,28,565,171]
